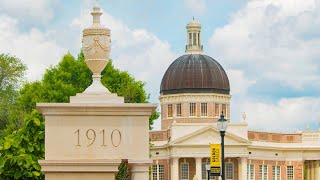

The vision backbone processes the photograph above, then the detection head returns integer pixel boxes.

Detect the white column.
[316,161,320,180]
[195,157,202,180]
[171,158,179,180]
[307,164,310,180]
[239,157,247,180]
[128,160,151,180]
[311,163,315,180]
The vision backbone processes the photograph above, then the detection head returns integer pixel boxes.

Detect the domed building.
[149,20,320,180]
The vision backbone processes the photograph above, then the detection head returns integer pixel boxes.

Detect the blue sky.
[0,0,319,132]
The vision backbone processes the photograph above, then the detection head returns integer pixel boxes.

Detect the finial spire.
[185,18,203,54]
[242,112,247,122]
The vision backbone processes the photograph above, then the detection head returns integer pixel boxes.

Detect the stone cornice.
[159,93,231,104]
[36,103,157,116]
[39,160,121,173]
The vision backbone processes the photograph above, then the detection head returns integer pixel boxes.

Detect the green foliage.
[18,52,150,111]
[0,110,44,179]
[0,53,27,90]
[116,162,129,180]
[0,51,159,179]
[149,110,160,130]
[17,52,158,129]
[0,54,27,131]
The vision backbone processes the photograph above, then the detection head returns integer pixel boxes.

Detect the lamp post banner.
[210,144,221,176]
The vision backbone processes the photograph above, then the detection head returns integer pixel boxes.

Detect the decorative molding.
[159,93,231,104]
[83,28,110,36]
[83,36,110,52]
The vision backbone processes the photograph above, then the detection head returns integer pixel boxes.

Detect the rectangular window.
[259,165,268,180]
[193,32,197,45]
[201,163,206,180]
[189,33,192,45]
[272,166,281,180]
[152,165,164,180]
[247,164,255,180]
[168,104,172,118]
[287,166,294,180]
[190,103,196,116]
[158,165,164,180]
[201,103,207,116]
[215,104,220,116]
[222,104,227,117]
[152,165,157,180]
[181,163,189,180]
[226,162,234,179]
[176,103,181,117]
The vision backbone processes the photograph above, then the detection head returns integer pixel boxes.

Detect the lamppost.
[205,163,211,180]
[217,112,228,180]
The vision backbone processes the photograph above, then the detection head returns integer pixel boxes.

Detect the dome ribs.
[160,54,230,95]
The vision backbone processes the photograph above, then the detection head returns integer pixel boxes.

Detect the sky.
[0,0,320,132]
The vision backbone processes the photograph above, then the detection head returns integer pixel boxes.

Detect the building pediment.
[169,126,250,146]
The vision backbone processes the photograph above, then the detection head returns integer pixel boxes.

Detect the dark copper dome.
[160,54,230,95]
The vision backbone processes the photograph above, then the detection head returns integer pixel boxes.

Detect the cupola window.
[193,32,197,45]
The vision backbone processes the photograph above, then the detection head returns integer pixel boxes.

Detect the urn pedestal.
[37,103,156,180]
[37,5,157,180]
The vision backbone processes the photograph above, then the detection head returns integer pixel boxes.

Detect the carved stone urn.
[82,5,111,93]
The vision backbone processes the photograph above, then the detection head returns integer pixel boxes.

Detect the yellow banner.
[210,144,221,167]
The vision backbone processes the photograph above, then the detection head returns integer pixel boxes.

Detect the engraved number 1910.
[74,129,121,147]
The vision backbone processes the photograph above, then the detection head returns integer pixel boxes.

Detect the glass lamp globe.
[205,164,211,171]
[217,113,228,132]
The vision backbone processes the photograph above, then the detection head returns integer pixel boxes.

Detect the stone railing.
[248,131,302,143]
[150,130,169,141]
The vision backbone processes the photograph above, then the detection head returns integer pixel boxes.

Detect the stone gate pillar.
[37,4,157,180]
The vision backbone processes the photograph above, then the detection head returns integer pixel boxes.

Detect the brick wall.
[152,159,170,180]
[161,102,231,130]
[249,159,303,180]
[248,131,302,143]
[179,158,196,180]
[150,130,169,141]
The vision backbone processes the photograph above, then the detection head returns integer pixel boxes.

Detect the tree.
[0,110,44,179]
[0,51,159,179]
[0,54,27,131]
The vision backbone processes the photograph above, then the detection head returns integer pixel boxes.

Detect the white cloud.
[0,0,57,22]
[242,97,320,132]
[0,15,66,81]
[184,0,207,16]
[226,69,256,95]
[209,0,320,90]
[208,0,320,131]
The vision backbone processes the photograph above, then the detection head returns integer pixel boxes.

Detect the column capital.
[171,157,179,164]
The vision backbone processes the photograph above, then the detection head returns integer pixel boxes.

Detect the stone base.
[128,160,152,180]
[39,159,121,180]
[70,93,124,103]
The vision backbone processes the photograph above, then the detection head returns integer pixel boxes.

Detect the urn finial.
[82,5,111,94]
